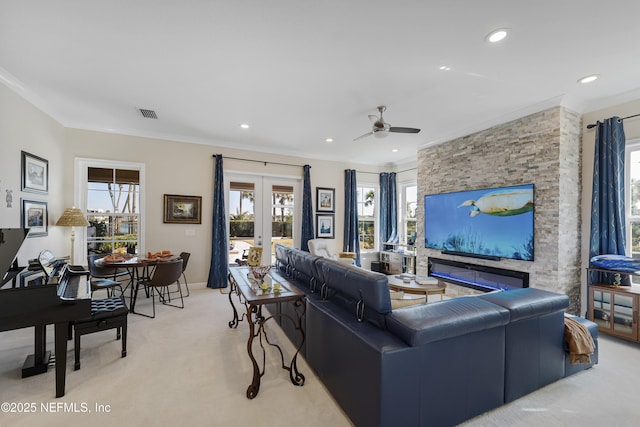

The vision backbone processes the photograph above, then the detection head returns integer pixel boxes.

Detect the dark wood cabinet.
[588,275,640,342]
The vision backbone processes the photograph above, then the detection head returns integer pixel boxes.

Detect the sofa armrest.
[478,288,569,321]
[386,298,509,346]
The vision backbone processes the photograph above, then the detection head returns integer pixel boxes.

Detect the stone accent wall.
[417,106,583,313]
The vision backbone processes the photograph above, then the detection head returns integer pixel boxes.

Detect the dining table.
[95,254,179,315]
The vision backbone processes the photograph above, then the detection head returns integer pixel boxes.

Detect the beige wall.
[63,130,378,282]
[0,82,67,266]
[11,66,640,307]
[0,78,422,284]
[62,131,406,282]
[580,99,640,313]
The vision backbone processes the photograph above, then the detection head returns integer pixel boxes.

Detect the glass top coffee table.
[387,275,446,301]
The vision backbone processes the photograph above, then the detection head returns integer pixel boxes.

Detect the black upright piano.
[0,228,91,398]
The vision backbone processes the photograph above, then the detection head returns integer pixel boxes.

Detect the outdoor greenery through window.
[86,167,140,255]
[229,182,255,253]
[628,143,640,266]
[271,185,294,246]
[357,185,376,250]
[403,184,417,246]
[228,181,294,263]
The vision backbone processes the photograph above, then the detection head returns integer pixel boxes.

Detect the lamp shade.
[56,207,89,227]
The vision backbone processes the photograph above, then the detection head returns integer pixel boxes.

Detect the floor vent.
[139,108,158,119]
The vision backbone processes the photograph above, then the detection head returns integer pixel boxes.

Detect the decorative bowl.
[249,265,271,283]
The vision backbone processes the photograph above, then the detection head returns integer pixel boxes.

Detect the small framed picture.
[22,199,48,237]
[21,151,49,194]
[164,194,202,224]
[247,247,263,266]
[316,214,335,239]
[316,187,335,212]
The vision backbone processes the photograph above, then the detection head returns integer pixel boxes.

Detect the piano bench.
[73,296,129,371]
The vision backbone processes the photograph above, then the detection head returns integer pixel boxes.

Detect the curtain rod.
[214,154,305,168]
[586,113,640,129]
[355,167,417,175]
[214,154,416,173]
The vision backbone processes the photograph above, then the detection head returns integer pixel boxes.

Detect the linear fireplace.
[428,257,529,292]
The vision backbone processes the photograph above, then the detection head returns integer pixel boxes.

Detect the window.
[76,159,145,259]
[357,185,376,250]
[86,167,140,255]
[626,141,640,281]
[401,184,417,246]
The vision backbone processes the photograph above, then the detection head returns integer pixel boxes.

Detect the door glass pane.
[229,182,255,263]
[271,185,294,246]
[592,290,611,329]
[613,294,634,335]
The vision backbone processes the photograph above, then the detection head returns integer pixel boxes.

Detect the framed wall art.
[164,194,202,224]
[316,187,335,212]
[22,199,48,237]
[21,151,49,194]
[316,214,335,239]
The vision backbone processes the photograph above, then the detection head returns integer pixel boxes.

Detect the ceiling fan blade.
[353,131,374,141]
[389,127,421,134]
[368,115,379,123]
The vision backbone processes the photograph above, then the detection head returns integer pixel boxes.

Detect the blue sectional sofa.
[271,244,598,427]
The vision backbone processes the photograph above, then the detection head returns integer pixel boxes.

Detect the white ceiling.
[2,1,640,166]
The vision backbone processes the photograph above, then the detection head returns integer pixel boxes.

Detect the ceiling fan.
[353,106,421,141]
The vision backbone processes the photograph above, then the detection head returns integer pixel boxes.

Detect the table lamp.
[56,207,89,264]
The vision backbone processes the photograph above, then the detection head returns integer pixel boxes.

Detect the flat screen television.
[424,184,534,261]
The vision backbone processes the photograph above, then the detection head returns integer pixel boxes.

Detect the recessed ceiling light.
[392,149,399,153]
[439,65,451,71]
[325,138,334,143]
[578,74,599,84]
[240,123,250,129]
[486,28,508,43]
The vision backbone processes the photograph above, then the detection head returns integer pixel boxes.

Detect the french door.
[226,173,300,265]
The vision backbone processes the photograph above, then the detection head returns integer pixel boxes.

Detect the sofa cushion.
[386,298,509,346]
[478,288,569,322]
[274,244,290,274]
[317,258,391,327]
[289,249,319,290]
[390,295,426,310]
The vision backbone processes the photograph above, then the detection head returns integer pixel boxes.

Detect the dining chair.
[87,254,129,297]
[133,259,184,318]
[178,252,191,297]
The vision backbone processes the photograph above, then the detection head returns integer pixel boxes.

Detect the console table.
[228,267,306,398]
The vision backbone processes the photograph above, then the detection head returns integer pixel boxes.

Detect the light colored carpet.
[0,283,638,427]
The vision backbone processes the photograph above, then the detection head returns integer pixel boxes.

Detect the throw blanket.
[564,316,595,364]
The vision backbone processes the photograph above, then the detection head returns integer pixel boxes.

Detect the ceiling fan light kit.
[353,106,421,141]
[374,130,389,138]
